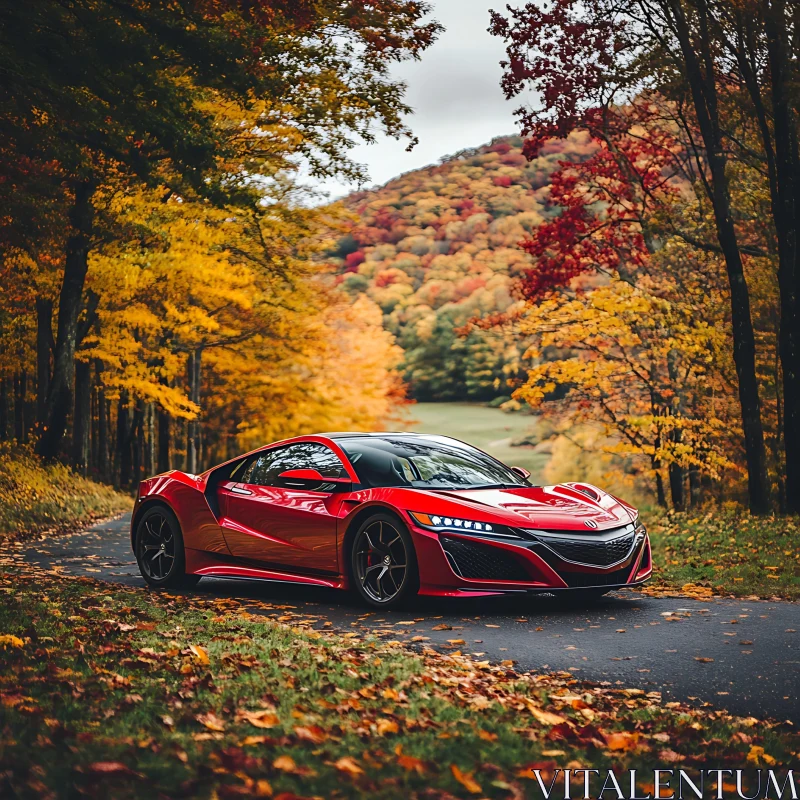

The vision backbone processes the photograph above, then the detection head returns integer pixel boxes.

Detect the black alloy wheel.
[351,513,418,608]
[135,505,200,589]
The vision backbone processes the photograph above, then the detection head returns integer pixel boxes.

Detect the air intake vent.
[538,532,635,567]
[562,566,631,588]
[441,538,529,581]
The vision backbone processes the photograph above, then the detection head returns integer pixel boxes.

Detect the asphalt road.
[11,514,799,723]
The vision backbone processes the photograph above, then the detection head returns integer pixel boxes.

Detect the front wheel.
[135,505,201,590]
[350,513,418,609]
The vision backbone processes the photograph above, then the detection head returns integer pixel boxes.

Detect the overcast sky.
[307,0,528,202]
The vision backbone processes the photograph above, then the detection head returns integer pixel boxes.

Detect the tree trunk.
[0,377,8,441]
[688,466,702,508]
[144,402,155,478]
[90,380,98,473]
[13,372,27,443]
[669,462,685,511]
[97,385,109,483]
[653,458,668,508]
[760,0,800,513]
[157,408,171,473]
[117,393,132,488]
[186,348,202,474]
[36,179,95,460]
[72,359,90,475]
[666,0,771,514]
[132,400,144,485]
[35,298,53,428]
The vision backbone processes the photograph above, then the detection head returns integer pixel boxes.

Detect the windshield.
[337,436,529,490]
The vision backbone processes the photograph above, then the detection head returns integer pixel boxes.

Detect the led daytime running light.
[410,511,494,533]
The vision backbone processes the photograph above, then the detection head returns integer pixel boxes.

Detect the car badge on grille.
[584,519,599,529]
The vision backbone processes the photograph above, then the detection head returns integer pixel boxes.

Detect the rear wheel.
[350,513,418,609]
[135,505,201,589]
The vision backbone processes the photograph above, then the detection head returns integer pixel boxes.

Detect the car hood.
[409,482,636,532]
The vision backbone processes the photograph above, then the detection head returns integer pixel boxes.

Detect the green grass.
[405,402,548,480]
[0,568,796,798]
[645,510,800,600]
[0,444,132,540]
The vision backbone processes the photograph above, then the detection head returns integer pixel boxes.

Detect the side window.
[241,443,346,487]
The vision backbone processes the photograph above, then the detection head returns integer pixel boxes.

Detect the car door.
[217,442,348,574]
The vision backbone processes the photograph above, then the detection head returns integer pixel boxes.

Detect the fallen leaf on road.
[451,764,482,794]
[189,644,209,664]
[529,707,566,726]
[83,761,141,778]
[747,746,776,766]
[376,718,399,736]
[606,732,640,751]
[395,745,426,774]
[273,755,297,772]
[294,725,326,744]
[239,710,279,729]
[694,657,714,663]
[334,756,363,776]
[196,712,226,731]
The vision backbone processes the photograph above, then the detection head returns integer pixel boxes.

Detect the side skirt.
[184,548,346,590]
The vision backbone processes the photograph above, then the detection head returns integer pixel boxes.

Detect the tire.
[135,504,200,590]
[350,512,419,609]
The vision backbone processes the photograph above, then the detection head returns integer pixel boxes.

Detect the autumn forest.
[2,0,800,517]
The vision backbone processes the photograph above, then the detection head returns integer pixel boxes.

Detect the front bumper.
[410,522,652,597]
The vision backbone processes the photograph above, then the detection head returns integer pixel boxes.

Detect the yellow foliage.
[515,251,740,494]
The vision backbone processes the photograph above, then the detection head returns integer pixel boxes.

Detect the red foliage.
[344,250,366,272]
[374,271,397,288]
[487,142,512,154]
[492,175,513,187]
[491,0,691,298]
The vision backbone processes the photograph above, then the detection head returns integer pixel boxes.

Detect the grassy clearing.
[0,566,796,799]
[0,445,131,541]
[644,510,800,600]
[405,402,547,480]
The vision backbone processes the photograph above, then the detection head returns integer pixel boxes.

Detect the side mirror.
[278,469,352,491]
[511,466,531,480]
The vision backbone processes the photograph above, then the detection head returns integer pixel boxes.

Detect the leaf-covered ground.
[644,510,800,600]
[0,446,131,542]
[1,564,797,799]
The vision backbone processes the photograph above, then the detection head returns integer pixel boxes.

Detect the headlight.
[409,511,495,532]
[409,511,520,538]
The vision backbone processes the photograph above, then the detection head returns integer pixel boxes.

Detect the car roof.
[320,432,469,445]
[322,431,427,439]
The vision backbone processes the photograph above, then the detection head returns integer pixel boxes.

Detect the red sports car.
[131,433,651,608]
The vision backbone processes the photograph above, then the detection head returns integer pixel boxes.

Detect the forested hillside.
[325,133,594,401]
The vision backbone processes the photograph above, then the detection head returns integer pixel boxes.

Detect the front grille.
[562,566,632,588]
[537,531,635,566]
[441,537,530,581]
